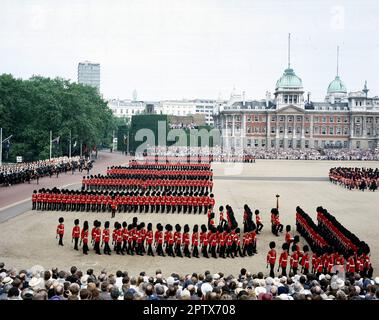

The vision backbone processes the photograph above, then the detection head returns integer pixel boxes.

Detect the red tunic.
[267,249,276,265]
[57,223,64,235]
[102,228,110,243]
[72,225,80,238]
[81,229,88,244]
[279,251,288,268]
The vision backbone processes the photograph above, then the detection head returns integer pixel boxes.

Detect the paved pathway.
[0,150,130,214]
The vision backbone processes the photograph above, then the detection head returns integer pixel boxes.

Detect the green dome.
[327,76,347,93]
[275,68,303,90]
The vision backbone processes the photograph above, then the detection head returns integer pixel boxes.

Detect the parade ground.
[0,159,378,277]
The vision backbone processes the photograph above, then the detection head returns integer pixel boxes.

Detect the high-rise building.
[77,61,100,92]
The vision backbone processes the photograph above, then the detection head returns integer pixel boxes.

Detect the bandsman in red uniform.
[200,224,209,258]
[182,224,191,258]
[166,224,175,257]
[115,222,124,255]
[266,241,277,277]
[72,219,80,251]
[56,217,65,246]
[32,190,37,210]
[285,225,294,246]
[102,221,111,255]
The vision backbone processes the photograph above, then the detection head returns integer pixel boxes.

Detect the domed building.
[325,75,348,103]
[214,37,379,151]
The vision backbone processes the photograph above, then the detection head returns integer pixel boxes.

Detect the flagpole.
[69,130,72,158]
[0,127,2,167]
[50,130,52,160]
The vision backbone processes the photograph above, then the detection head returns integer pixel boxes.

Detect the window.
[271,140,275,148]
[279,126,284,133]
[321,127,326,135]
[247,126,252,134]
[288,127,293,134]
[314,127,319,134]
[284,95,288,104]
[336,127,342,135]
[314,140,319,148]
[247,116,252,122]
[355,128,360,136]
[322,117,326,123]
[271,116,276,122]
[294,95,298,104]
[236,116,241,122]
[344,127,349,135]
[305,117,310,122]
[367,128,371,136]
[271,126,276,134]
[262,140,266,147]
[305,140,309,148]
[254,115,259,122]
[330,117,334,123]
[321,140,326,147]
[296,116,302,122]
[343,141,348,148]
[356,141,360,149]
[279,116,284,122]
[296,127,301,134]
[314,116,319,122]
[344,117,348,123]
[288,116,293,122]
[279,140,284,148]
[254,139,259,147]
[329,127,334,135]
[305,127,310,134]
[247,139,252,147]
[288,140,293,148]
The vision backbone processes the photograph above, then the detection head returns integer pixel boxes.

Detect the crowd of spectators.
[144,147,379,161]
[1,263,378,300]
[0,157,93,187]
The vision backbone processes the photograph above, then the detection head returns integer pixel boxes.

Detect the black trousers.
[156,243,165,256]
[269,263,275,278]
[257,223,263,233]
[104,242,111,254]
[147,243,154,256]
[183,244,190,257]
[192,245,199,257]
[83,243,89,254]
[58,235,63,246]
[74,237,79,250]
[211,245,217,258]
[94,242,101,254]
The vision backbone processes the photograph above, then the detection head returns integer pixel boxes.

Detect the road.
[0,150,130,222]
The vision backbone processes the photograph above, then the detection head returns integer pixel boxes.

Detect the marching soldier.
[56,217,65,246]
[94,221,102,255]
[72,219,80,251]
[255,209,263,234]
[80,221,89,255]
[290,244,299,275]
[146,223,154,256]
[102,221,111,255]
[266,241,276,277]
[278,243,289,277]
[191,224,200,258]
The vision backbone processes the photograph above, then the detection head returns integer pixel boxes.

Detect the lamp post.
[276,194,280,210]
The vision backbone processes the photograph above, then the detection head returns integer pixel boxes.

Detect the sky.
[1,0,379,101]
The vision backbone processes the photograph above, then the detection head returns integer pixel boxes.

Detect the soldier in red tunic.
[115,222,124,255]
[121,221,128,253]
[200,224,209,258]
[266,241,276,277]
[182,224,191,258]
[56,217,64,246]
[155,223,165,257]
[166,224,175,257]
[72,219,80,251]
[94,220,102,255]
[146,223,154,256]
[174,224,183,258]
[300,245,310,274]
[191,224,200,258]
[278,243,289,276]
[32,190,37,210]
[102,221,111,255]
[80,220,89,255]
[255,209,263,234]
[210,227,218,258]
[290,244,299,275]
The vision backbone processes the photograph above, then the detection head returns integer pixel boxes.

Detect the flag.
[52,136,60,144]
[73,141,77,148]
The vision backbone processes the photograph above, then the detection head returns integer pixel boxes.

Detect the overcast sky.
[1,0,379,101]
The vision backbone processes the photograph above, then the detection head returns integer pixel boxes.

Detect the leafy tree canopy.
[0,74,116,162]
